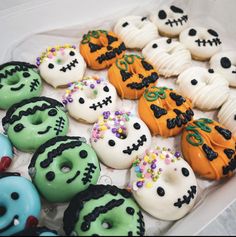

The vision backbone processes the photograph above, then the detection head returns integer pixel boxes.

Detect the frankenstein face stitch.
[2,97,69,152]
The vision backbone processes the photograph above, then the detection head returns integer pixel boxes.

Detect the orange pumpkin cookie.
[181,118,236,180]
[138,87,194,137]
[108,54,159,99]
[80,30,126,70]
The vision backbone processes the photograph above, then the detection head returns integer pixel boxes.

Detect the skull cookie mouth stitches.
[60,59,79,72]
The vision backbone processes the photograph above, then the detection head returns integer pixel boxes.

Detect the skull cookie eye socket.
[188,29,197,36]
[46,171,55,181]
[141,17,147,21]
[14,123,25,133]
[220,57,232,69]
[79,150,88,159]
[208,69,214,74]
[69,51,75,56]
[208,29,219,37]
[152,43,158,49]
[23,72,30,78]
[126,207,135,215]
[108,139,115,146]
[166,38,172,44]
[122,22,129,27]
[170,5,184,14]
[158,10,167,20]
[133,123,141,130]
[79,97,85,104]
[191,79,198,85]
[182,167,190,177]
[48,63,54,69]
[234,114,236,121]
[0,206,6,217]
[48,108,58,116]
[157,187,165,197]
[11,192,19,200]
[103,86,109,92]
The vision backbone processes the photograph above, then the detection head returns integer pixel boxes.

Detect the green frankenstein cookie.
[28,136,100,203]
[63,185,145,236]
[2,96,69,152]
[0,61,42,110]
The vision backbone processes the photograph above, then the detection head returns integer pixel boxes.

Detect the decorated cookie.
[108,54,159,100]
[150,5,189,37]
[210,51,236,87]
[0,172,41,236]
[181,118,236,180]
[15,227,58,236]
[177,66,229,110]
[138,87,194,137]
[91,111,152,169]
[179,27,222,60]
[142,38,191,77]
[114,15,158,49]
[80,30,126,70]
[130,147,198,221]
[218,97,236,139]
[0,61,42,110]
[37,44,86,88]
[2,97,69,152]
[28,136,100,203]
[0,133,13,172]
[62,75,117,124]
[63,184,145,236]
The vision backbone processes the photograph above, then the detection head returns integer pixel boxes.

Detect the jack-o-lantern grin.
[89,96,112,111]
[60,59,78,72]
[123,135,147,155]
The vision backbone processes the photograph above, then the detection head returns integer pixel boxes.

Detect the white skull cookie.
[150,5,189,37]
[130,147,198,221]
[179,27,222,61]
[91,111,152,169]
[210,51,236,87]
[114,16,158,49]
[62,76,117,124]
[37,45,86,88]
[142,37,191,77]
[177,66,229,110]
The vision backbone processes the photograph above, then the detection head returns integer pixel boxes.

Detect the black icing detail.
[48,63,54,69]
[14,123,25,133]
[69,51,75,56]
[89,42,102,53]
[141,17,147,21]
[215,126,232,140]
[2,96,65,127]
[133,123,141,130]
[30,79,40,92]
[123,135,147,155]
[89,96,112,111]
[38,126,52,135]
[11,192,19,200]
[189,29,197,36]
[23,72,30,78]
[0,206,6,216]
[158,10,167,20]
[54,117,66,136]
[223,157,236,175]
[96,43,126,64]
[165,15,188,27]
[82,163,97,185]
[13,227,58,236]
[108,140,115,146]
[191,79,198,85]
[107,35,118,45]
[220,57,231,69]
[208,69,214,74]
[202,144,218,161]
[166,38,172,44]
[182,168,190,177]
[67,171,81,184]
[48,108,58,117]
[157,187,165,197]
[0,61,37,79]
[128,231,133,236]
[167,109,194,129]
[120,70,132,82]
[10,84,25,91]
[122,22,129,27]
[79,98,85,104]
[80,150,88,159]
[126,207,135,216]
[169,92,186,106]
[103,86,109,92]
[152,43,158,48]
[29,136,84,169]
[0,172,20,179]
[170,5,184,13]
[127,72,158,90]
[151,104,167,118]
[60,59,78,72]
[174,186,197,208]
[63,185,143,236]
[46,171,55,181]
[0,215,19,234]
[208,29,219,37]
[195,38,222,47]
[224,149,235,159]
[141,60,154,71]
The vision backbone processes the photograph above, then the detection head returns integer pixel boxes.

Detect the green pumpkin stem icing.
[115,54,143,71]
[144,86,167,101]
[82,30,108,44]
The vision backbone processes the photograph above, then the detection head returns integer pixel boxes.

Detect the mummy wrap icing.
[142,38,191,77]
[130,147,198,220]
[114,16,158,49]
[150,5,189,37]
[177,66,229,110]
[91,111,152,169]
[179,27,222,60]
[38,45,86,88]
[210,51,236,87]
[0,133,13,172]
[62,76,117,124]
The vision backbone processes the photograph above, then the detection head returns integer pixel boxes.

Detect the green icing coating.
[186,118,213,146]
[144,86,168,101]
[63,185,145,236]
[2,97,69,152]
[115,54,143,71]
[28,136,100,203]
[81,30,108,44]
[0,61,42,110]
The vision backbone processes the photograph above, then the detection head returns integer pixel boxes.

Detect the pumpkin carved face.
[181,118,236,180]
[108,54,159,100]
[138,87,194,137]
[80,30,126,70]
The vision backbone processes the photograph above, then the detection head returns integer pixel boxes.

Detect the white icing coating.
[130,148,198,221]
[91,111,152,169]
[177,66,230,110]
[210,51,236,87]
[114,15,158,49]
[218,97,236,138]
[142,37,191,77]
[39,46,86,88]
[63,76,117,124]
[150,5,188,37]
[179,27,222,60]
